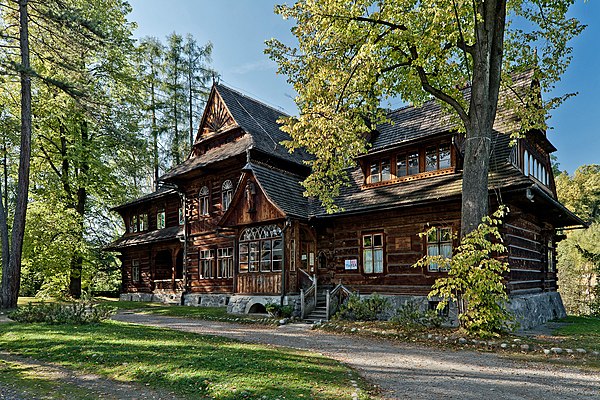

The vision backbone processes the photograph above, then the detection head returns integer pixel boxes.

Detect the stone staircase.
[303,292,328,323]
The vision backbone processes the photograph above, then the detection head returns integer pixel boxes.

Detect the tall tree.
[267,0,583,235]
[163,33,186,166]
[182,34,213,149]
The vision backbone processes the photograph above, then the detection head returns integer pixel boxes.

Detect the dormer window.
[222,180,233,211]
[369,159,391,184]
[367,142,453,187]
[523,149,550,187]
[199,186,210,216]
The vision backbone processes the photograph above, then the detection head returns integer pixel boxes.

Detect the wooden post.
[326,289,331,320]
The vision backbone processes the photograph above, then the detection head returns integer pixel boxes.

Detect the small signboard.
[344,259,358,270]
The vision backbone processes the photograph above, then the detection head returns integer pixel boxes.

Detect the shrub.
[391,300,447,330]
[265,302,294,318]
[414,206,513,337]
[9,301,116,324]
[334,294,390,321]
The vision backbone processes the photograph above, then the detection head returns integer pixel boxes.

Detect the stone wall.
[227,295,300,315]
[508,291,567,330]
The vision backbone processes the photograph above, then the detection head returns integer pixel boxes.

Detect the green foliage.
[267,0,583,212]
[415,207,512,336]
[555,164,600,316]
[265,302,294,318]
[8,301,115,324]
[334,294,390,321]
[391,300,446,330]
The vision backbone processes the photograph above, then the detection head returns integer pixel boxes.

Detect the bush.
[265,302,294,318]
[334,294,390,321]
[9,301,116,324]
[391,300,447,330]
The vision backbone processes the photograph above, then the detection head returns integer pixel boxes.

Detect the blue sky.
[128,0,599,174]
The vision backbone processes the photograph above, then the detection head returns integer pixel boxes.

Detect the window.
[369,159,391,184]
[426,144,451,172]
[130,215,138,233]
[132,259,140,283]
[199,186,210,216]
[427,227,452,272]
[439,145,451,169]
[396,154,407,177]
[199,249,214,279]
[547,240,555,272]
[408,152,420,175]
[362,233,384,274]
[222,180,233,211]
[178,207,184,225]
[425,147,438,172]
[157,209,166,229]
[239,225,283,273]
[139,214,148,232]
[217,248,233,278]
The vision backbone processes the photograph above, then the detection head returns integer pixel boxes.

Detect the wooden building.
[107,72,584,327]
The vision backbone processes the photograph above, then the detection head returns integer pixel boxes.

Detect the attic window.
[523,150,550,187]
[199,186,210,216]
[368,159,391,184]
[222,180,233,211]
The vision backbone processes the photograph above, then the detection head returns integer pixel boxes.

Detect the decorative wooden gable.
[196,88,237,143]
[220,172,285,227]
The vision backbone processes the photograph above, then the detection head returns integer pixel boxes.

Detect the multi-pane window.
[369,159,391,184]
[199,249,215,279]
[425,145,451,172]
[130,215,138,233]
[239,225,283,273]
[178,207,184,225]
[396,154,407,177]
[363,233,384,274]
[408,152,420,175]
[199,186,210,216]
[547,240,555,272]
[139,214,148,231]
[523,149,549,187]
[157,210,166,229]
[427,227,452,272]
[217,248,233,278]
[222,180,233,211]
[132,259,140,283]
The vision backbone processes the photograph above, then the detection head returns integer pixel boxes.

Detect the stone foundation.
[227,295,300,315]
[183,293,230,307]
[508,291,566,330]
[119,291,181,304]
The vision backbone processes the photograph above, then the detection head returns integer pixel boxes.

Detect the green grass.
[97,299,276,324]
[0,360,102,400]
[0,321,374,399]
[553,315,600,352]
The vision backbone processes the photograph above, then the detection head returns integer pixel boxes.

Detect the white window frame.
[132,259,140,283]
[199,186,210,216]
[222,180,233,211]
[427,227,452,272]
[199,249,215,279]
[217,247,233,278]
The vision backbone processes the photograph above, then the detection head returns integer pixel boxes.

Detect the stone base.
[183,294,230,307]
[227,295,300,315]
[119,291,181,304]
[508,291,566,330]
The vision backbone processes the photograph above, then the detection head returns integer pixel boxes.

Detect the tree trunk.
[68,120,89,299]
[1,0,31,309]
[460,0,506,235]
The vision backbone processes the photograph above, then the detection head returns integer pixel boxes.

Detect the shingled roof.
[105,226,183,250]
[371,70,533,152]
[212,84,311,165]
[248,162,310,219]
[111,187,177,212]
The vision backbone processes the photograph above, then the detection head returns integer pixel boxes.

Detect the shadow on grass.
[0,321,363,399]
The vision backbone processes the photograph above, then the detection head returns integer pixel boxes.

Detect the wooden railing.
[326,283,353,320]
[300,270,317,319]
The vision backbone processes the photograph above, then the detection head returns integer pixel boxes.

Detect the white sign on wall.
[344,259,358,270]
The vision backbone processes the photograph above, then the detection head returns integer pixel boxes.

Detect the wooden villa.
[106,71,584,328]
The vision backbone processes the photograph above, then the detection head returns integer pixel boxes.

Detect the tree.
[555,164,600,315]
[267,0,583,235]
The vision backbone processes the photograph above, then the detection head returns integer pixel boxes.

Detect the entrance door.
[298,228,316,289]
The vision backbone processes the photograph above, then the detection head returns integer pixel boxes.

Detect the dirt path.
[113,312,600,400]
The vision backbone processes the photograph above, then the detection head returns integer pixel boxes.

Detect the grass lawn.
[0,320,374,399]
[553,315,600,352]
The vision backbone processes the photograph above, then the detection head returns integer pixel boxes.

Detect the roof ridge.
[250,160,305,180]
[216,83,290,118]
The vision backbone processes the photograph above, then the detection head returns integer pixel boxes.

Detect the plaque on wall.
[344,259,358,270]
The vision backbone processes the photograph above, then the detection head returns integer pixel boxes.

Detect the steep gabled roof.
[110,187,177,212]
[214,84,312,165]
[248,162,310,219]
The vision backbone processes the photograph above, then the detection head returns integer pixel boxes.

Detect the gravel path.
[113,312,600,400]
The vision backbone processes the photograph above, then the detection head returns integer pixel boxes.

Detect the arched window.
[199,186,210,216]
[239,225,283,273]
[222,180,233,211]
